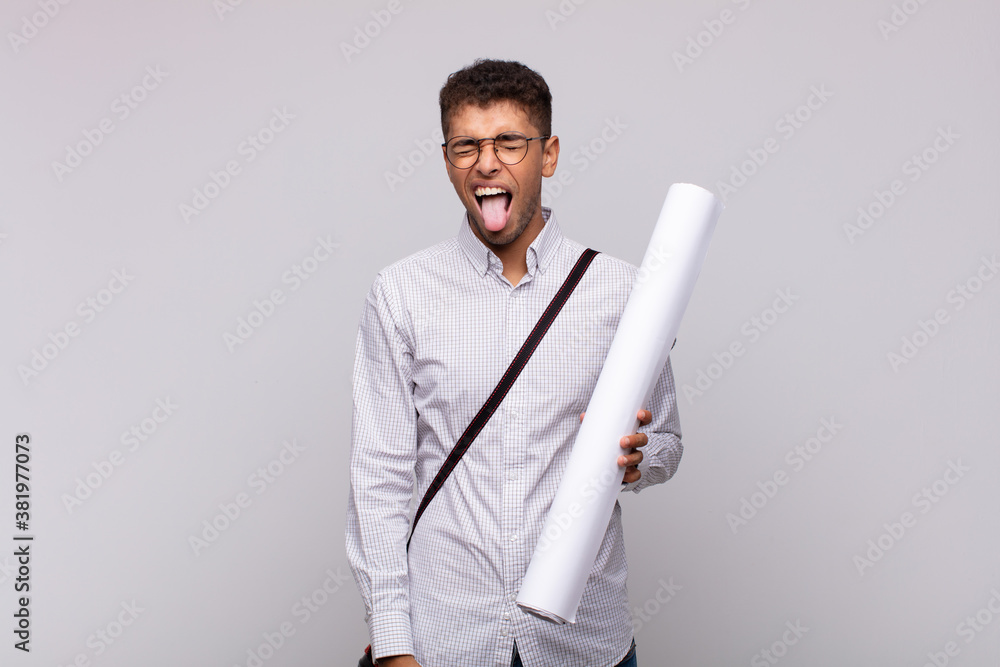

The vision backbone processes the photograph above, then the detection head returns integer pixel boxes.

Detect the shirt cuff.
[620,478,641,493]
[369,610,414,661]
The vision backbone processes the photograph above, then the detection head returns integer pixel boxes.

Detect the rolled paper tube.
[516,183,723,624]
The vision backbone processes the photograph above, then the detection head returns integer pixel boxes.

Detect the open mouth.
[474,186,512,232]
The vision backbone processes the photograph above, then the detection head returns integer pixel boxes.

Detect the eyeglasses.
[443,132,550,169]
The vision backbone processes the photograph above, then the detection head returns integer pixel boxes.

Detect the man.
[347,59,683,666]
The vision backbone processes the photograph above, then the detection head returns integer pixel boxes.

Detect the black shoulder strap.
[407,248,599,549]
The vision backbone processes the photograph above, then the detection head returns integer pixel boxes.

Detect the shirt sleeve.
[345,273,418,660]
[621,354,683,494]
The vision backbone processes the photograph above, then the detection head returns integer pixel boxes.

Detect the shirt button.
[501,628,508,637]
[509,532,518,542]
[509,593,517,602]
[503,612,510,620]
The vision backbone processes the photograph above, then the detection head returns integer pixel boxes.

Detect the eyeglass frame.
[441,132,552,169]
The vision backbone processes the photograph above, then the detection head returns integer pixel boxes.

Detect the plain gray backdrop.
[2,0,998,665]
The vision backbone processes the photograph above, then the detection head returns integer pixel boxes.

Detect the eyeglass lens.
[446,132,531,168]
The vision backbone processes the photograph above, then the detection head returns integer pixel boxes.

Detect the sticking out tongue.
[480,193,511,232]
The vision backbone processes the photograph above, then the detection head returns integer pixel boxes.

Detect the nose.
[474,138,502,174]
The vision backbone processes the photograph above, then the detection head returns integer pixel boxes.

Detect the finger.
[617,451,643,468]
[620,433,648,449]
[637,409,652,425]
[623,467,641,484]
[579,411,586,422]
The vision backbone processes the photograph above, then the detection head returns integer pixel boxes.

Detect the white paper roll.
[516,183,722,624]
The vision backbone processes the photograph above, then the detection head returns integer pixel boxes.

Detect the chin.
[480,212,524,245]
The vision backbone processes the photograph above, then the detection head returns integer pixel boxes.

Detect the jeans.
[511,639,637,667]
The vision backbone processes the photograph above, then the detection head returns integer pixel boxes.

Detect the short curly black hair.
[439,59,552,139]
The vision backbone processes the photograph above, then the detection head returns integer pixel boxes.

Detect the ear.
[541,135,560,178]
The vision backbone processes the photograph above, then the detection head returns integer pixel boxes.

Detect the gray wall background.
[2,0,998,665]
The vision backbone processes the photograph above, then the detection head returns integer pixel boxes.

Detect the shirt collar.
[457,207,563,278]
